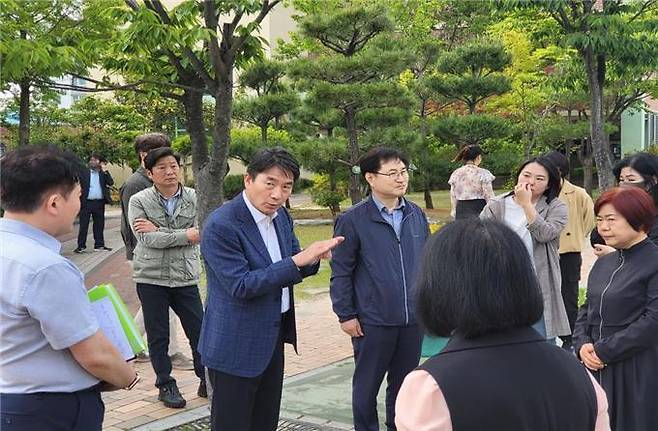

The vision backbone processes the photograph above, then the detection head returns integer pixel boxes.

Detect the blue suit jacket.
[199,194,319,377]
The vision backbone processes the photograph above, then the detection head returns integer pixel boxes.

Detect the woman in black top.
[574,187,658,430]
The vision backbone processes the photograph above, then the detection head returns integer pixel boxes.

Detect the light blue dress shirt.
[0,219,100,393]
[87,169,103,200]
[371,194,406,239]
[242,192,290,313]
[158,185,182,217]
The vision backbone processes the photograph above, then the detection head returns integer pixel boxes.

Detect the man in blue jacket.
[330,147,430,431]
[199,148,343,431]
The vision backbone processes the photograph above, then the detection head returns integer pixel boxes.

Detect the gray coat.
[128,185,200,287]
[481,194,570,338]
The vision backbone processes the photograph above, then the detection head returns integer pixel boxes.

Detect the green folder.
[88,283,146,360]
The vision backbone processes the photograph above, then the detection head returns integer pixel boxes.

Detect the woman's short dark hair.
[247,148,300,181]
[144,147,181,171]
[613,152,658,205]
[516,156,562,203]
[358,147,409,179]
[452,144,483,163]
[417,219,543,339]
[1,145,80,213]
[595,187,656,234]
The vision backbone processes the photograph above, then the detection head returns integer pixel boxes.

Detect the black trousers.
[559,252,583,345]
[0,388,103,431]
[352,324,422,431]
[77,199,106,248]
[136,283,204,387]
[208,331,285,431]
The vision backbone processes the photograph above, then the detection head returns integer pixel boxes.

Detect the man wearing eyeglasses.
[330,147,430,431]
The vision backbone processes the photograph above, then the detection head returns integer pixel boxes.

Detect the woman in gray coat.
[481,156,570,340]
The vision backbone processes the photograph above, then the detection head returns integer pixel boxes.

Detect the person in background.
[481,156,569,340]
[396,219,610,431]
[199,148,343,430]
[574,187,658,431]
[74,153,114,253]
[331,147,430,431]
[544,151,595,351]
[592,152,658,256]
[0,146,138,431]
[119,133,192,369]
[448,144,495,219]
[128,147,205,409]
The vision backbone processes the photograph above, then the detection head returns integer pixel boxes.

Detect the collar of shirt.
[242,191,278,226]
[0,218,61,254]
[157,184,182,202]
[371,194,406,215]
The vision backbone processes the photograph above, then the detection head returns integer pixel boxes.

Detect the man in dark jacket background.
[330,147,430,431]
[74,153,113,253]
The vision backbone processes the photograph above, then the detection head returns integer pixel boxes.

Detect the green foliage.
[309,174,348,216]
[0,0,116,84]
[429,39,512,113]
[431,114,513,147]
[482,139,525,176]
[294,137,349,176]
[234,59,300,143]
[172,134,193,156]
[231,127,294,164]
[223,174,245,199]
[409,143,459,191]
[298,5,393,56]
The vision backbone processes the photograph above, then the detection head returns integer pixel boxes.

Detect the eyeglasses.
[373,169,409,179]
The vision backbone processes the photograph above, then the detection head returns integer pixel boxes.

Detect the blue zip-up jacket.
[330,196,430,326]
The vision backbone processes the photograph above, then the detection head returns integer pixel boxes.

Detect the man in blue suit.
[199,148,343,431]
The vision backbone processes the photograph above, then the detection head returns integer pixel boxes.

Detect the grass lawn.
[293,224,335,300]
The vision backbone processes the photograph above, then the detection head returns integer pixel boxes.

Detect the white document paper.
[90,296,134,360]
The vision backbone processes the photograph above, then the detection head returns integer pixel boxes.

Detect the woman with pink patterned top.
[448,145,495,219]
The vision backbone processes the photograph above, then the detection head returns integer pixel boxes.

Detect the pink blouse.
[448,164,495,201]
[395,369,611,431]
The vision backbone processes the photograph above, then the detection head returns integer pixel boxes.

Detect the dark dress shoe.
[158,382,186,409]
[197,380,207,398]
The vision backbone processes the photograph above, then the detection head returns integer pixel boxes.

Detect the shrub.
[223,174,245,199]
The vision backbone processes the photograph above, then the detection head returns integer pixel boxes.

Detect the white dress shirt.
[242,192,290,313]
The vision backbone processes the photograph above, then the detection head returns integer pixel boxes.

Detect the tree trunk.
[577,138,595,195]
[200,74,233,227]
[582,156,594,195]
[261,122,268,145]
[18,78,30,146]
[582,49,615,190]
[329,173,341,216]
[184,89,211,212]
[186,81,225,229]
[345,107,362,204]
[424,186,434,210]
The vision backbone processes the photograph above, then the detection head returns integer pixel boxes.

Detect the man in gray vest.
[119,133,192,369]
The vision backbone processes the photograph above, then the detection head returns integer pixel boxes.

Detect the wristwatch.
[125,373,140,391]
